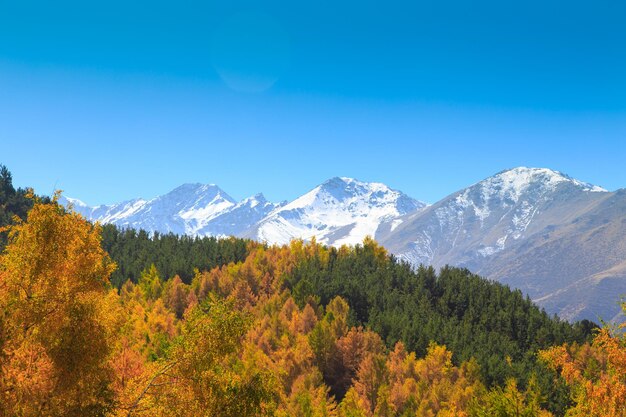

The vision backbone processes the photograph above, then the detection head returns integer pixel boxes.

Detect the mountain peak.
[59,195,89,208]
[250,177,426,247]
[319,176,355,188]
[481,167,607,198]
[171,182,225,192]
[316,176,406,201]
[163,183,236,204]
[238,193,268,207]
[383,166,612,278]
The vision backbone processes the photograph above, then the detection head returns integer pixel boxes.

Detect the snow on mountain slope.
[379,167,619,322]
[196,193,285,237]
[447,167,606,257]
[59,196,149,224]
[62,178,423,246]
[60,184,278,237]
[476,188,626,322]
[380,167,608,267]
[245,177,427,246]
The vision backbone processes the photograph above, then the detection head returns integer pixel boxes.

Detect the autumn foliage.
[0,195,117,416]
[0,197,622,416]
[539,324,626,417]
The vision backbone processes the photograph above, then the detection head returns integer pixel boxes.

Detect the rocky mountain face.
[378,167,623,322]
[478,189,626,323]
[378,168,607,267]
[62,168,626,323]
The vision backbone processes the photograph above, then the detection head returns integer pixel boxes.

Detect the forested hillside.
[58,166,626,323]
[102,226,596,398]
[283,244,595,388]
[98,210,596,392]
[2,194,624,416]
[0,166,624,416]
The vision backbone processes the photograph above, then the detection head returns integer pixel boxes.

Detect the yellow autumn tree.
[121,298,279,417]
[470,377,553,417]
[138,264,162,301]
[0,195,118,417]
[340,342,485,417]
[539,308,626,417]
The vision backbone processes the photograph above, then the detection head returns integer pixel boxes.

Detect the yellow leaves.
[338,342,486,417]
[2,339,55,416]
[146,298,177,338]
[340,387,370,417]
[122,299,279,417]
[402,343,482,416]
[138,264,162,300]
[470,377,553,417]
[353,352,389,414]
[539,327,626,417]
[280,372,338,417]
[0,198,117,416]
[361,236,388,266]
[415,343,454,382]
[1,200,114,310]
[595,327,626,375]
[325,297,350,340]
[274,333,317,393]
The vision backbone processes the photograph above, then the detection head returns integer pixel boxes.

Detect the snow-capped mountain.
[243,177,427,246]
[61,196,149,226]
[195,193,285,237]
[60,184,280,237]
[61,168,626,323]
[61,177,425,246]
[379,167,623,322]
[379,167,607,267]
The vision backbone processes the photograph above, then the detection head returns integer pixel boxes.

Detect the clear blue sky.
[1,0,625,204]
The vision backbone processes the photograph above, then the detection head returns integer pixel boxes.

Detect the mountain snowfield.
[60,184,281,238]
[60,177,425,246]
[243,177,426,246]
[62,167,626,323]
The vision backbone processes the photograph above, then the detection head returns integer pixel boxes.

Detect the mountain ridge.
[61,167,625,323]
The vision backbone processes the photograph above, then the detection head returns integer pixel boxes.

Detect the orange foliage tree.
[120,298,278,417]
[340,342,485,417]
[0,195,118,416]
[539,313,626,417]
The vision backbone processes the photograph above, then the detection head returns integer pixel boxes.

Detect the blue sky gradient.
[1,0,625,204]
